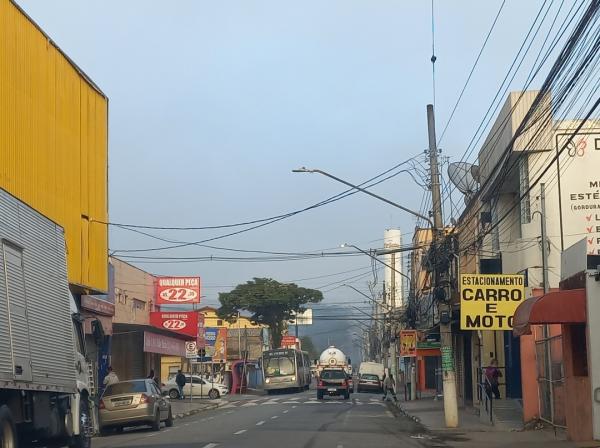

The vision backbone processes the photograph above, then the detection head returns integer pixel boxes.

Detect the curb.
[173,402,223,419]
[392,401,421,424]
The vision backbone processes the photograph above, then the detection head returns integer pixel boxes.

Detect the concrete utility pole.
[540,183,549,294]
[427,104,459,428]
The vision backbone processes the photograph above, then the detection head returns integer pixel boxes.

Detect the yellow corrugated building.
[0,0,108,293]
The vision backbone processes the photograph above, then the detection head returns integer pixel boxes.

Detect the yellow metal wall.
[0,0,108,292]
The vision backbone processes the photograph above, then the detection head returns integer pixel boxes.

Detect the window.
[321,369,346,380]
[105,380,147,395]
[264,356,295,377]
[519,157,531,224]
[216,319,223,326]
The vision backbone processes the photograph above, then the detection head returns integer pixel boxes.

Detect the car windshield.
[321,370,346,380]
[361,374,380,381]
[105,380,147,396]
[264,356,295,376]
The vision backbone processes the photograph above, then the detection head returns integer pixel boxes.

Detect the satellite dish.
[448,162,479,195]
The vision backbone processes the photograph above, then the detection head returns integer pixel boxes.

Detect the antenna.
[448,162,479,196]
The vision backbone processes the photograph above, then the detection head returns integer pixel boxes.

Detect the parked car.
[357,373,383,393]
[99,379,173,434]
[163,374,229,399]
[317,368,350,400]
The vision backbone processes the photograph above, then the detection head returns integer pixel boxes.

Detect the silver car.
[99,379,173,434]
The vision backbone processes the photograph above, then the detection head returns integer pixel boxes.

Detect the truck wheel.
[0,405,17,448]
[69,394,92,448]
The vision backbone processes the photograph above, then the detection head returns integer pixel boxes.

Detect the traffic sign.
[185,341,198,359]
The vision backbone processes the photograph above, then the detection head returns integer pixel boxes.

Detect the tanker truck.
[316,346,353,395]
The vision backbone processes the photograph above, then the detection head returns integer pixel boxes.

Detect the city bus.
[262,348,312,393]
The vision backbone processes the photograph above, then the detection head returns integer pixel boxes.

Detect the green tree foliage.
[299,336,319,361]
[218,278,323,348]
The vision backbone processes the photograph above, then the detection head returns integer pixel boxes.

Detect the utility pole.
[540,183,549,294]
[427,104,459,428]
[390,261,399,393]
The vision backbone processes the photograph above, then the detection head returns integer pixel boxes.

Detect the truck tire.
[69,394,92,448]
[0,405,17,448]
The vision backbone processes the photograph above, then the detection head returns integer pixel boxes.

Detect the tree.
[217,278,323,348]
[299,336,320,361]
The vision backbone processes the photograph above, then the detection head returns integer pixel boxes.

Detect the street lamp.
[292,167,434,227]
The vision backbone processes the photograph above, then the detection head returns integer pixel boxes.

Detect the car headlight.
[265,378,270,384]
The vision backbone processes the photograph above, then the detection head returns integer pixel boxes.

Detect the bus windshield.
[264,356,295,377]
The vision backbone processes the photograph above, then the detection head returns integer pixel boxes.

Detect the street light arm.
[293,167,434,227]
[342,284,392,311]
[344,243,411,284]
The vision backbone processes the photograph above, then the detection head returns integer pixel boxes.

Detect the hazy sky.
[19,0,554,315]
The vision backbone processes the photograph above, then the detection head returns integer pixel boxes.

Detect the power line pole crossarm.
[427,104,459,428]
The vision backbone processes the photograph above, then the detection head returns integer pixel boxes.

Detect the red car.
[317,368,350,400]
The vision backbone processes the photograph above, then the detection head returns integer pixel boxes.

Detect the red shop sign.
[155,277,201,305]
[150,311,199,338]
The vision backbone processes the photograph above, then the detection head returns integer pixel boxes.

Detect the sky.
[18,0,564,354]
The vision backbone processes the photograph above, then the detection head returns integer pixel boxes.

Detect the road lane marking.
[386,410,394,418]
[202,444,219,448]
[292,405,297,408]
[283,410,289,414]
[234,430,247,435]
[256,420,265,426]
[271,415,279,419]
[242,402,258,407]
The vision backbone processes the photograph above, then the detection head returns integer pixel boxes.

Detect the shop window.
[217,319,223,326]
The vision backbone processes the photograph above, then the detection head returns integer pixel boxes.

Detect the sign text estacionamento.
[460,274,525,330]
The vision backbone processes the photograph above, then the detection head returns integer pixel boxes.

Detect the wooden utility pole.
[427,104,458,427]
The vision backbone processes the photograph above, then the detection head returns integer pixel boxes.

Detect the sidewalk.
[392,396,598,448]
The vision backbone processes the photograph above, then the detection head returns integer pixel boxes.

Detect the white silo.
[383,228,404,309]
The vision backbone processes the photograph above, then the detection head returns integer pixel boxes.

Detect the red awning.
[512,289,586,336]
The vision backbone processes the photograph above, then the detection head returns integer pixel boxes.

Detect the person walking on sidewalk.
[103,366,119,387]
[485,359,502,399]
[175,370,186,399]
[382,373,397,402]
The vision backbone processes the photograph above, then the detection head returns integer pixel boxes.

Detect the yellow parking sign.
[460,274,525,330]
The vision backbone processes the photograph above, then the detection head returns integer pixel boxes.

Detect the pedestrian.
[147,369,160,388]
[175,370,186,400]
[103,366,119,387]
[382,373,397,402]
[485,359,502,399]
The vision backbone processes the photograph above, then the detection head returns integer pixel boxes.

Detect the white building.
[383,228,404,309]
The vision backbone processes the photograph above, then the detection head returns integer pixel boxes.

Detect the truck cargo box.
[0,189,76,393]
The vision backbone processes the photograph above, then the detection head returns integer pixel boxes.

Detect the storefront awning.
[512,289,586,336]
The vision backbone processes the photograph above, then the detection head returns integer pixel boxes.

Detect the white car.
[163,375,229,400]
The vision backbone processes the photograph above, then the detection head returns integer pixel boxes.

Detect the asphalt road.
[92,390,444,448]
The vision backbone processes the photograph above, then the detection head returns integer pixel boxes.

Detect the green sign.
[441,346,454,372]
[416,341,440,350]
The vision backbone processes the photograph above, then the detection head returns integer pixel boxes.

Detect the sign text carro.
[460,274,525,330]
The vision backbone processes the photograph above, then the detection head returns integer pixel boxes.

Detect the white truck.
[316,346,353,392]
[0,189,93,447]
